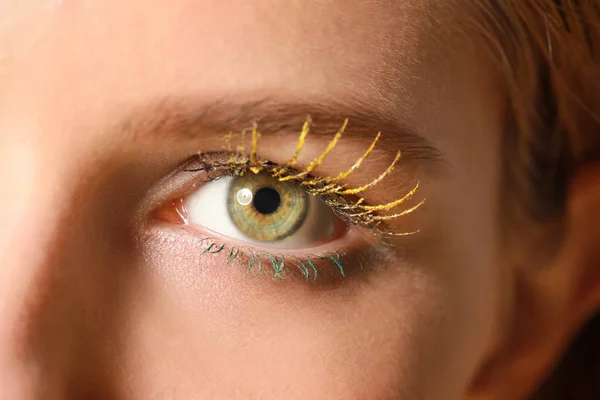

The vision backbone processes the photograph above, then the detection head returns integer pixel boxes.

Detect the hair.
[466,1,600,398]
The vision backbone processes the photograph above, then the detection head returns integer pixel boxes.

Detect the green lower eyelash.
[195,117,424,236]
[195,238,346,282]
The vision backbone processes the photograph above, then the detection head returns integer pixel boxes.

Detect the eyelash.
[160,117,423,282]
[186,234,349,283]
[192,117,424,235]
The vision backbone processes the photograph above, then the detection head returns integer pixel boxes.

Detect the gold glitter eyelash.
[203,117,424,236]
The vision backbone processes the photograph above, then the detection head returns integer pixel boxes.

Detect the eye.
[182,172,346,249]
[150,121,424,281]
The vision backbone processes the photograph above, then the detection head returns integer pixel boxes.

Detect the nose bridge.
[0,136,84,398]
[0,135,58,328]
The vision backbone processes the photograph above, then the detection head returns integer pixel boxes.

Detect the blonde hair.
[468,1,599,398]
[468,0,599,219]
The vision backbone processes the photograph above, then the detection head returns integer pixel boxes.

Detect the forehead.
[0,1,463,127]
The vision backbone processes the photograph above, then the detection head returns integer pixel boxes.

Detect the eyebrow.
[116,97,444,163]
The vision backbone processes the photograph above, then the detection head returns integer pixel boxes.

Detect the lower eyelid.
[147,220,381,284]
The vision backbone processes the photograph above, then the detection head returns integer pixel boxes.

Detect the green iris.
[227,172,309,242]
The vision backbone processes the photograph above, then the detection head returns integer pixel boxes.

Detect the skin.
[1,1,599,399]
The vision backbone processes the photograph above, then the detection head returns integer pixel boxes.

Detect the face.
[0,1,508,399]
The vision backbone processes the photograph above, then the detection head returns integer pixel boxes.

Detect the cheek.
[111,232,493,400]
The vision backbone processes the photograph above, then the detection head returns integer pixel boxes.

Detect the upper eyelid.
[108,96,445,166]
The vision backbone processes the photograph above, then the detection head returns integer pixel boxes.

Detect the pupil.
[253,187,281,215]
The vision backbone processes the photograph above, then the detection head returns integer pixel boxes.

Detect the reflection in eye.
[185,172,342,249]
